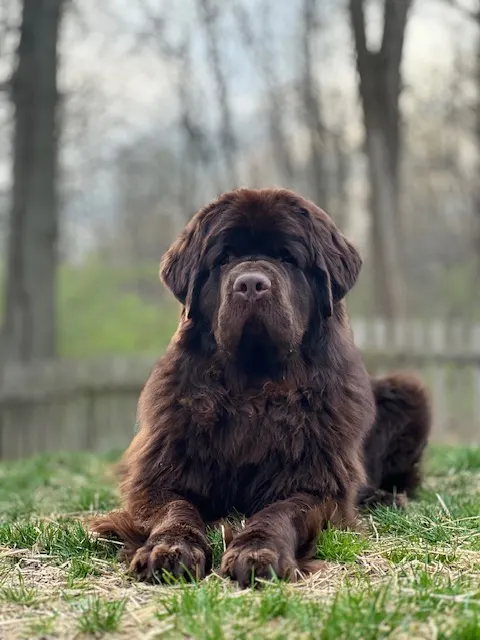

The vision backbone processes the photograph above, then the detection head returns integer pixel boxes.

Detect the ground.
[0,446,479,639]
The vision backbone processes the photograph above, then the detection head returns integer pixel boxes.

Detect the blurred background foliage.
[0,0,480,362]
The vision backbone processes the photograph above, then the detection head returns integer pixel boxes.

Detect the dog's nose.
[233,272,271,300]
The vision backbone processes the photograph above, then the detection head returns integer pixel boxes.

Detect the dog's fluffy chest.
[141,371,371,521]
[178,384,350,466]
[163,385,360,519]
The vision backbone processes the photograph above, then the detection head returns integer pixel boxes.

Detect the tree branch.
[349,0,369,77]
[381,0,412,71]
[197,0,238,187]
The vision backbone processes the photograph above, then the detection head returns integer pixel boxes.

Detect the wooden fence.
[0,318,479,460]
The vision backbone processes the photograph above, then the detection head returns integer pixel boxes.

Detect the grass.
[58,262,180,358]
[0,447,479,638]
[0,575,38,607]
[1,261,181,359]
[76,596,126,634]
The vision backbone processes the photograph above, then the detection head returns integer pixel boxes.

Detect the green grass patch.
[0,445,478,638]
[75,595,126,634]
[24,616,58,638]
[0,518,118,563]
[157,580,325,638]
[385,546,459,565]
[66,557,102,586]
[0,574,38,606]
[58,262,179,358]
[206,525,227,569]
[316,527,370,563]
[154,576,480,639]
[427,445,480,475]
[0,451,120,519]
[1,261,179,358]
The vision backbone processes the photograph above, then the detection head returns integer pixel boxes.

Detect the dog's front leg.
[127,497,211,582]
[220,494,340,587]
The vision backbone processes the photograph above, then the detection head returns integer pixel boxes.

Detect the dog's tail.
[370,371,432,496]
[371,371,431,420]
[90,510,148,562]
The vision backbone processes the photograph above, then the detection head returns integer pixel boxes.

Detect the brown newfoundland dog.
[92,188,430,586]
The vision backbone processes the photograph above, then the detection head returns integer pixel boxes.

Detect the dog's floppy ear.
[159,220,205,318]
[305,205,362,317]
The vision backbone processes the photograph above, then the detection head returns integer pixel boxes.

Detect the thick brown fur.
[91,188,428,586]
[358,372,431,508]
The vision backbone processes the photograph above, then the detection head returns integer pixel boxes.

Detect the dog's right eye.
[279,251,297,266]
[217,252,233,266]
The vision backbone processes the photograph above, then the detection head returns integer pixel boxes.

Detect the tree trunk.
[349,0,410,318]
[366,125,406,318]
[1,0,65,365]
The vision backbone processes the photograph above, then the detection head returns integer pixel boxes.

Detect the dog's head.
[160,189,361,372]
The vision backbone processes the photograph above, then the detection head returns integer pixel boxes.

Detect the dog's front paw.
[130,535,208,582]
[220,537,297,587]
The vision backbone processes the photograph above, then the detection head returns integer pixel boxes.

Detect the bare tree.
[1,0,66,364]
[233,0,295,185]
[197,0,238,189]
[349,0,411,318]
[136,4,217,217]
[176,34,218,217]
[300,0,328,208]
